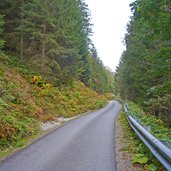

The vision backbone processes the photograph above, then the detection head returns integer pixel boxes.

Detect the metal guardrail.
[124,104,171,171]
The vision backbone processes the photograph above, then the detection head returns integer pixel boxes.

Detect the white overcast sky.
[85,0,133,71]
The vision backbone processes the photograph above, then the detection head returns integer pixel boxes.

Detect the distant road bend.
[0,101,122,171]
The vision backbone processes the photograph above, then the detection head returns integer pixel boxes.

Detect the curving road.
[0,101,121,171]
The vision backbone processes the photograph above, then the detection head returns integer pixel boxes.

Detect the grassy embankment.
[119,102,171,171]
[0,54,111,157]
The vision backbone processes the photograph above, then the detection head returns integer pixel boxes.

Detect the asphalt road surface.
[0,101,122,171]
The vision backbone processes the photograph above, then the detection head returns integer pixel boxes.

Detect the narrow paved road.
[0,101,121,171]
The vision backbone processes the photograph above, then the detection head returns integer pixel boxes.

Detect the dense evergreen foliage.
[116,0,171,124]
[0,0,115,93]
[0,0,116,154]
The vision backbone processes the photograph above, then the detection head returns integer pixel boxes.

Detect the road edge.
[0,103,110,162]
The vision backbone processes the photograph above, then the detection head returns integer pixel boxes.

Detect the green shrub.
[96,99,106,108]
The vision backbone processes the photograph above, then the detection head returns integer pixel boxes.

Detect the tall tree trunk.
[20,33,23,60]
[41,24,45,69]
[20,0,24,60]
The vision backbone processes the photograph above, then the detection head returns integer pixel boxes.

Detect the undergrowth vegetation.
[0,54,110,155]
[128,102,171,147]
[119,101,171,171]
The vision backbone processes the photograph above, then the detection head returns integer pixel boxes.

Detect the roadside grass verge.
[119,103,168,171]
[128,102,171,148]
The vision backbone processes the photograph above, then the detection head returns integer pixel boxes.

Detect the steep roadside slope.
[0,54,110,157]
